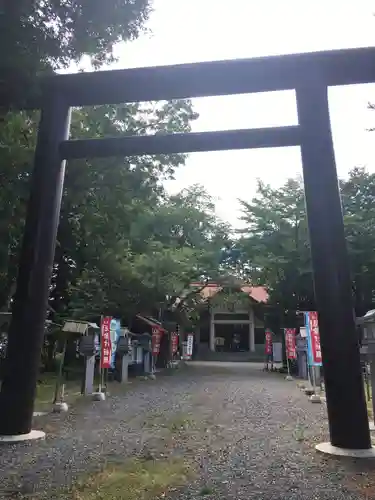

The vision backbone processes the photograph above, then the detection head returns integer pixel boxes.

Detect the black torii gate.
[0,47,374,450]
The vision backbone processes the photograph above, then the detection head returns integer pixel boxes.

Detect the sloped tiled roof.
[189,282,268,303]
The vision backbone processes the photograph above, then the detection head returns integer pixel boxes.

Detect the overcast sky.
[107,1,375,226]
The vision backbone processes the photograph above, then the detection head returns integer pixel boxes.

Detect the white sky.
[110,1,375,226]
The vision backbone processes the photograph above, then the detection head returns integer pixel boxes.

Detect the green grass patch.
[70,457,193,500]
[199,485,214,496]
[144,412,197,434]
[35,373,82,411]
[165,415,196,432]
[364,381,373,418]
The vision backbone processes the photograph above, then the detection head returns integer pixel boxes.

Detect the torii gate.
[0,47,374,454]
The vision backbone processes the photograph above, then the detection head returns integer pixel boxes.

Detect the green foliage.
[0,97,231,323]
[237,177,313,311]
[0,111,39,309]
[209,288,251,311]
[48,101,230,320]
[0,0,151,107]
[341,167,375,314]
[0,0,234,327]
[237,169,375,315]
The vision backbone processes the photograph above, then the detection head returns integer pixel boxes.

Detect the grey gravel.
[0,362,371,499]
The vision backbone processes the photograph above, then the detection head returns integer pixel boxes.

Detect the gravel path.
[0,362,372,499]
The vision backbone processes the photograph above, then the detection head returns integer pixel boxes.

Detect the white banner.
[186,334,194,357]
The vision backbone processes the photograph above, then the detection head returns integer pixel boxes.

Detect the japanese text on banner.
[100,316,112,369]
[186,334,194,357]
[284,328,297,360]
[305,311,322,366]
[171,332,178,354]
[265,329,273,355]
[152,327,162,356]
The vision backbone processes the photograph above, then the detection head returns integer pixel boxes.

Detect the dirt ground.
[0,362,374,499]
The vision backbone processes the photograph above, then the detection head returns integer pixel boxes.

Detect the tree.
[341,167,375,315]
[237,178,314,312]
[0,0,154,306]
[0,111,38,310]
[0,0,151,107]
[49,100,199,320]
[0,0,236,346]
[237,169,375,317]
[67,181,232,321]
[0,0,239,378]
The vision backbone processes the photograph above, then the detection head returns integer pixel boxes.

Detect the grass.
[165,415,196,432]
[35,373,82,411]
[293,420,305,442]
[144,411,198,434]
[308,378,374,419]
[69,457,193,500]
[365,381,373,419]
[199,485,214,496]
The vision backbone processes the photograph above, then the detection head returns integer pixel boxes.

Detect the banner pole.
[98,315,103,392]
[104,368,108,393]
[309,365,322,403]
[311,366,316,394]
[285,353,293,381]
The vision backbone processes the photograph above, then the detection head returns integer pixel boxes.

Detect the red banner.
[265,329,273,355]
[152,327,162,356]
[284,328,297,360]
[100,316,112,369]
[171,332,178,354]
[307,311,322,365]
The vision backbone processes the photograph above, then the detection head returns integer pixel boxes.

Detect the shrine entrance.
[0,47,374,452]
[214,323,250,352]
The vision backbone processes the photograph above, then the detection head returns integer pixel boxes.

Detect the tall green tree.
[341,167,375,315]
[49,100,199,319]
[67,181,232,320]
[0,0,154,306]
[238,169,375,316]
[0,111,38,310]
[0,0,151,107]
[0,0,234,327]
[237,177,314,312]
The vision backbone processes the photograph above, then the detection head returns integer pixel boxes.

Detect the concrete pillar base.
[304,388,315,396]
[92,392,106,401]
[316,442,375,458]
[53,402,69,413]
[0,430,45,443]
[309,394,322,403]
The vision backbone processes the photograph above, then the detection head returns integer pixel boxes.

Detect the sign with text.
[152,327,162,356]
[100,316,112,369]
[186,334,194,358]
[284,328,297,360]
[305,311,322,366]
[265,329,273,355]
[171,332,179,354]
[110,318,121,369]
